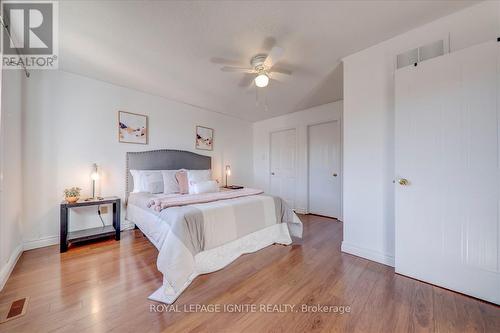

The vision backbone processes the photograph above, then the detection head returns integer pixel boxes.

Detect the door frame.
[306,120,343,221]
[268,127,298,209]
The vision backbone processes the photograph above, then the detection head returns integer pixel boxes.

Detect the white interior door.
[395,41,500,305]
[270,128,296,208]
[308,121,341,218]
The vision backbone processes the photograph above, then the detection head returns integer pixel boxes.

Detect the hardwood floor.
[0,214,498,332]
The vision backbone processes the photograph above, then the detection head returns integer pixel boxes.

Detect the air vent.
[397,49,418,69]
[397,40,445,69]
[0,297,29,323]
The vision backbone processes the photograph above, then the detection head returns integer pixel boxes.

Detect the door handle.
[333,173,338,177]
[271,172,275,176]
[397,178,410,186]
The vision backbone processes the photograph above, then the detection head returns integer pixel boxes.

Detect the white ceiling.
[59,0,477,122]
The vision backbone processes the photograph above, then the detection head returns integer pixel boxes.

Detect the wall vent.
[397,40,445,69]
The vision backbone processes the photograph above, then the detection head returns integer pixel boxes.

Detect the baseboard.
[294,208,308,214]
[341,241,395,267]
[121,221,135,230]
[0,244,23,291]
[23,235,59,251]
[23,223,134,251]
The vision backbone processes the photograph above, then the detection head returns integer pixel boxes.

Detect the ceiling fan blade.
[220,66,255,73]
[269,78,284,86]
[238,74,255,88]
[210,57,245,66]
[270,66,292,76]
[269,72,289,82]
[263,46,284,69]
[262,37,277,52]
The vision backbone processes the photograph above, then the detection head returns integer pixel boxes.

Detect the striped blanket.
[147,187,264,211]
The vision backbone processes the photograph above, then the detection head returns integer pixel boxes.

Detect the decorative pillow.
[191,180,219,194]
[130,170,142,193]
[187,169,211,193]
[175,170,189,194]
[161,170,180,194]
[130,170,164,194]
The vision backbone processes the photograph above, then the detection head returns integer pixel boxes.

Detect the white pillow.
[187,169,211,193]
[130,170,142,192]
[161,170,181,194]
[191,180,219,194]
[130,170,164,193]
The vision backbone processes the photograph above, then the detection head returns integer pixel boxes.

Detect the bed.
[124,149,302,303]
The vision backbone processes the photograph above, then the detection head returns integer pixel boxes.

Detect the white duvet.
[127,192,302,303]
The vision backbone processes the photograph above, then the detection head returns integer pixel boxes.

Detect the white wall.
[0,70,24,289]
[22,70,254,249]
[342,0,500,266]
[253,101,343,215]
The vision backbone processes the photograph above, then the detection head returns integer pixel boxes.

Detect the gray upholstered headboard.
[126,149,211,197]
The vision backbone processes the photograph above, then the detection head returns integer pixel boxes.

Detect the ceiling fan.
[218,46,291,88]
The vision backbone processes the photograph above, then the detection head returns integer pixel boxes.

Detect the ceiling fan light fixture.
[254,73,269,88]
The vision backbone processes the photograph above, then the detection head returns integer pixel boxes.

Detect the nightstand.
[60,196,121,253]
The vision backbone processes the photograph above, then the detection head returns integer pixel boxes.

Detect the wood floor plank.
[0,215,498,333]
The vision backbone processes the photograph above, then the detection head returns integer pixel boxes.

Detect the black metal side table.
[60,196,121,252]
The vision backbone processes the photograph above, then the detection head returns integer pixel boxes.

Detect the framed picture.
[118,111,148,145]
[195,125,214,151]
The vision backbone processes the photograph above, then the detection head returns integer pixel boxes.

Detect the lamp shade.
[90,163,99,180]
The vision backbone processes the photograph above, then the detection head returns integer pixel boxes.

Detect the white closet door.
[395,41,500,304]
[269,128,296,209]
[308,121,341,218]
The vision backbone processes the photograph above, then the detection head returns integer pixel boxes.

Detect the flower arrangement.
[63,187,81,203]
